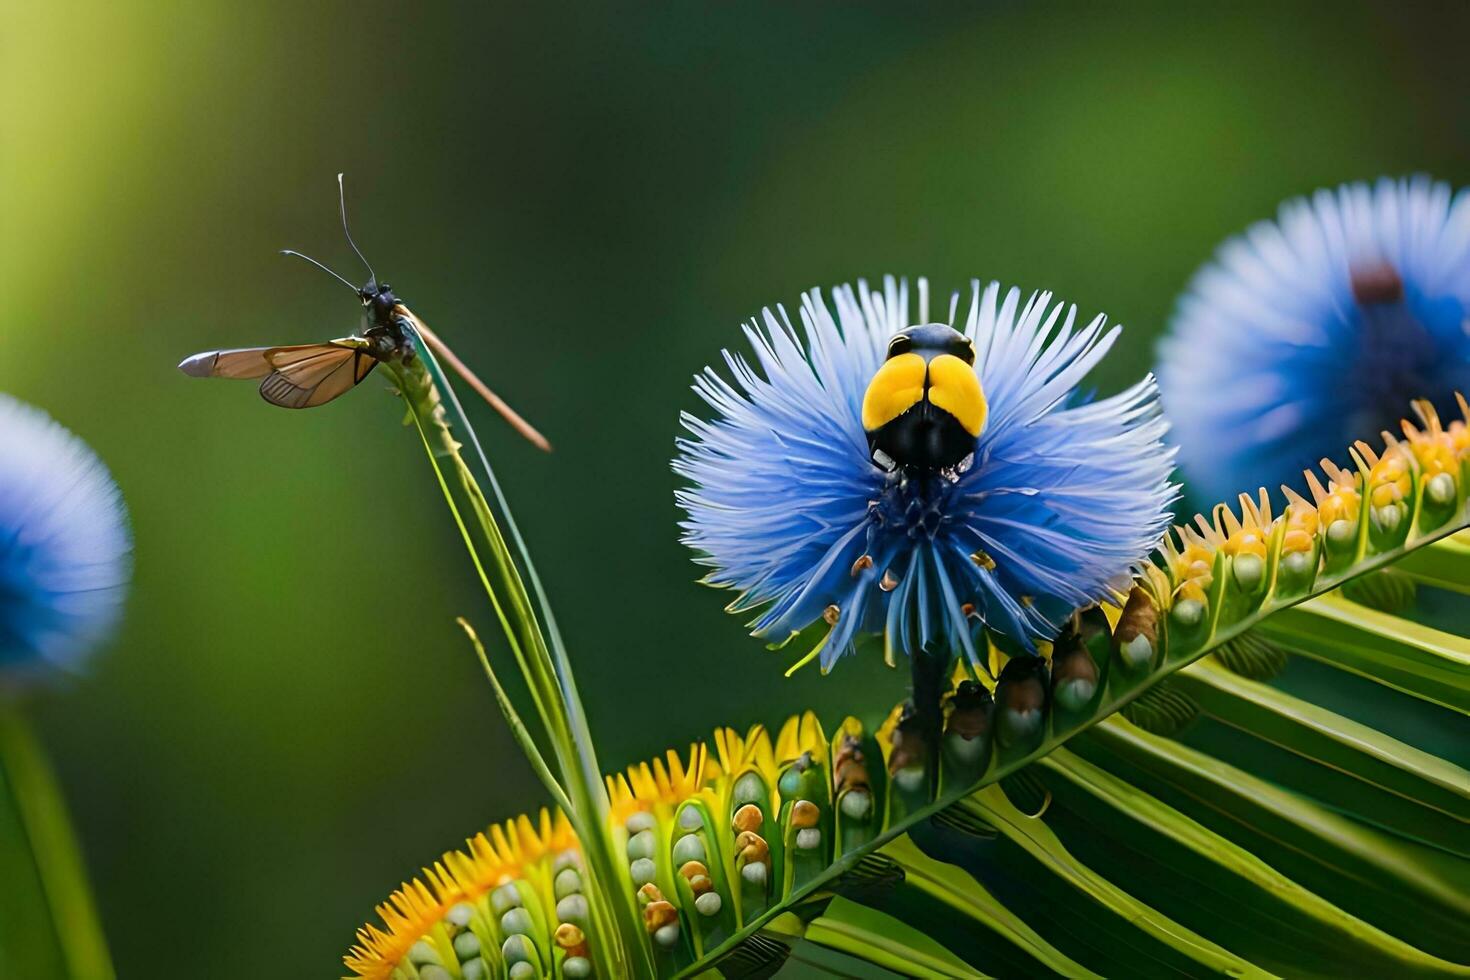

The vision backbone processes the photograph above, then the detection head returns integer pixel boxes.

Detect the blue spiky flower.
[1160,175,1470,505]
[0,395,131,691]
[675,278,1177,672]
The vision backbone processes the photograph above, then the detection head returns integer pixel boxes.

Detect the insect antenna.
[279,249,359,292]
[337,172,377,290]
[412,318,553,453]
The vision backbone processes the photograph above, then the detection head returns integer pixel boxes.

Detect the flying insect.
[860,323,985,472]
[178,175,550,451]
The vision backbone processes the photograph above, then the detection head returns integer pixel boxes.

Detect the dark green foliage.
[709,934,790,980]
[1211,630,1289,680]
[1120,682,1200,737]
[1343,568,1419,612]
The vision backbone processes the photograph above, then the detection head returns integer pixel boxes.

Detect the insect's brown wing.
[257,342,376,409]
[178,344,346,380]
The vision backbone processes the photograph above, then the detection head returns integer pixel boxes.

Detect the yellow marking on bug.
[926,353,987,436]
[861,352,927,432]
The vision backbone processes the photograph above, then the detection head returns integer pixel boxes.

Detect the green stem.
[0,707,114,980]
[386,339,654,980]
[910,644,947,797]
[455,617,574,816]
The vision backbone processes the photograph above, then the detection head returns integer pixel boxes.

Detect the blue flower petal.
[1161,175,1470,504]
[0,395,131,689]
[676,277,1177,670]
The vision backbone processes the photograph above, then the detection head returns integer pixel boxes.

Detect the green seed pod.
[994,655,1049,748]
[1171,598,1204,630]
[499,907,533,936]
[452,931,481,961]
[556,894,588,925]
[1049,627,1099,712]
[630,857,657,886]
[490,883,521,915]
[501,934,533,965]
[940,679,993,784]
[408,940,442,967]
[839,788,872,820]
[1232,553,1265,593]
[626,829,657,860]
[740,860,768,886]
[732,771,766,807]
[1326,518,1357,550]
[1113,586,1159,669]
[554,867,582,900]
[1426,472,1457,507]
[672,833,706,865]
[1280,549,1315,580]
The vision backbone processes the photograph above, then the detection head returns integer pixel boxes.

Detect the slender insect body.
[176,176,550,450]
[355,281,417,362]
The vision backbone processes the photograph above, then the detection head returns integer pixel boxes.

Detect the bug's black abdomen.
[868,402,975,472]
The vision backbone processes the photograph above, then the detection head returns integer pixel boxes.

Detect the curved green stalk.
[1395,534,1470,595]
[1258,593,1470,713]
[384,335,654,980]
[455,618,574,817]
[417,333,604,798]
[0,708,114,980]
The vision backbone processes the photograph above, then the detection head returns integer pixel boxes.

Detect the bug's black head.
[360,282,400,331]
[886,323,976,364]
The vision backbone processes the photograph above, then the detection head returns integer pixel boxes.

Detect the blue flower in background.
[675,277,1176,672]
[0,395,130,690]
[1160,176,1470,505]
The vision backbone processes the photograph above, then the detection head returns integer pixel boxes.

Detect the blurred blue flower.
[675,278,1176,671]
[0,395,130,689]
[1160,175,1470,505]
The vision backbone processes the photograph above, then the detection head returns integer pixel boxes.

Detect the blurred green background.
[4,1,1469,975]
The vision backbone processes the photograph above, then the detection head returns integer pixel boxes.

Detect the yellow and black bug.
[860,323,986,472]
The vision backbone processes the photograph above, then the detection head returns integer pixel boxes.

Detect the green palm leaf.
[345,344,1468,979]
[720,610,1467,978]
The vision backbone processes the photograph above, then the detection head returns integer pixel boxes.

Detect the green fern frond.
[1119,681,1199,736]
[1210,630,1289,680]
[1344,567,1419,611]
[345,348,1469,979]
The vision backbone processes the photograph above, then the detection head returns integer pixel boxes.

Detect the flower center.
[1344,259,1469,441]
[867,471,958,543]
